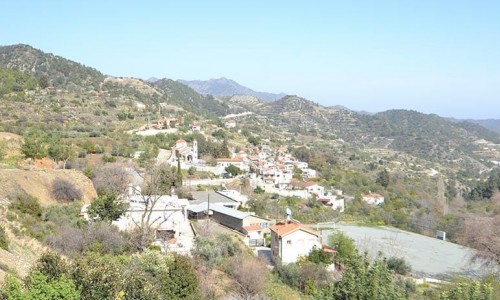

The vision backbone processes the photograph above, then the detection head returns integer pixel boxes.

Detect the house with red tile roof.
[270,221,322,264]
[362,192,385,205]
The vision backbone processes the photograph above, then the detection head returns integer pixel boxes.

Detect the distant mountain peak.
[177,77,286,102]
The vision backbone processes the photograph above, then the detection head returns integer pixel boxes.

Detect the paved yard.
[322,225,493,279]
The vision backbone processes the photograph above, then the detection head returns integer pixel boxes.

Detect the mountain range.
[178,77,287,102]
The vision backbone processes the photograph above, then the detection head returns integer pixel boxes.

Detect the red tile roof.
[270,221,319,238]
[243,224,263,232]
[216,157,243,162]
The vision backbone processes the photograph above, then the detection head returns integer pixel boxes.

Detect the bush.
[10,193,43,218]
[52,178,82,201]
[192,234,240,267]
[30,251,69,282]
[0,226,8,250]
[386,256,412,275]
[46,222,131,258]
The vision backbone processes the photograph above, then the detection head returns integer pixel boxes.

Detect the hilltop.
[178,77,287,102]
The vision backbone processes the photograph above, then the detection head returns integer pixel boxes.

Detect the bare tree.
[462,213,500,268]
[226,255,269,300]
[130,163,181,251]
[91,165,130,195]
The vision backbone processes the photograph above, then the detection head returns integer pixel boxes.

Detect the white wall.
[280,230,321,264]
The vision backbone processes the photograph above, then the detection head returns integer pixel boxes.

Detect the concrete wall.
[280,230,321,264]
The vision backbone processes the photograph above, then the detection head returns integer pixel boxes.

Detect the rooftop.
[187,202,252,219]
[270,221,319,238]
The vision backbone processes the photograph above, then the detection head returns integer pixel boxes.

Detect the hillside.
[0,169,96,205]
[467,118,500,134]
[178,77,286,102]
[152,78,230,117]
[0,44,104,92]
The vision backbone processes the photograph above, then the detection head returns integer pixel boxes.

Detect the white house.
[318,195,345,212]
[216,157,248,172]
[270,221,322,264]
[302,181,324,196]
[81,192,194,254]
[362,193,385,205]
[243,224,265,247]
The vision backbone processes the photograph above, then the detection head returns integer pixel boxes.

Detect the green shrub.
[0,226,8,250]
[386,256,412,275]
[10,193,43,218]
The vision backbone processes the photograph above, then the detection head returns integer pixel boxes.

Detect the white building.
[270,221,322,264]
[170,139,198,164]
[243,224,265,247]
[81,192,194,254]
[217,189,249,207]
[216,157,249,172]
[318,195,345,212]
[362,193,385,205]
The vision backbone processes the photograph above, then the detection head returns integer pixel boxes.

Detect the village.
[83,114,386,266]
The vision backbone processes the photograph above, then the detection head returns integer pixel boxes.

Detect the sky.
[1,1,500,119]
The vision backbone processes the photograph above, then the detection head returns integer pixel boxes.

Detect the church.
[170,139,198,164]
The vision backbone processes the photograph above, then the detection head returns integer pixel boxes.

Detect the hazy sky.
[2,1,499,119]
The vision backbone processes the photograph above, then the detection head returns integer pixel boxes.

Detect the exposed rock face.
[0,169,96,205]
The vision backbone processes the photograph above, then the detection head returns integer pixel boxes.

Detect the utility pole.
[207,190,210,222]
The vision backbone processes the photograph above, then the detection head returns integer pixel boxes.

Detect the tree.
[87,192,128,223]
[462,213,500,267]
[225,165,242,177]
[226,255,268,300]
[164,254,201,299]
[327,232,358,265]
[307,246,334,265]
[318,255,407,299]
[71,254,123,300]
[21,134,47,160]
[376,168,390,188]
[39,75,49,89]
[91,165,130,196]
[132,164,180,251]
[48,140,74,169]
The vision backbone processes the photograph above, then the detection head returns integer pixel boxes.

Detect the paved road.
[322,225,492,279]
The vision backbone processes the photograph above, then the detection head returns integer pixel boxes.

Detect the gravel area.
[322,224,491,279]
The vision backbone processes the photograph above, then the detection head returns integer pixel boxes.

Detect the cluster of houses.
[212,144,346,212]
[80,184,337,264]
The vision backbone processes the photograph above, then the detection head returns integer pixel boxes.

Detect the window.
[260,222,269,228]
[287,240,292,245]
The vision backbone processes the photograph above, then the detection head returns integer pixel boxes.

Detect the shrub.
[192,234,240,267]
[10,193,43,218]
[52,178,82,201]
[30,251,69,282]
[386,256,412,275]
[0,226,8,250]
